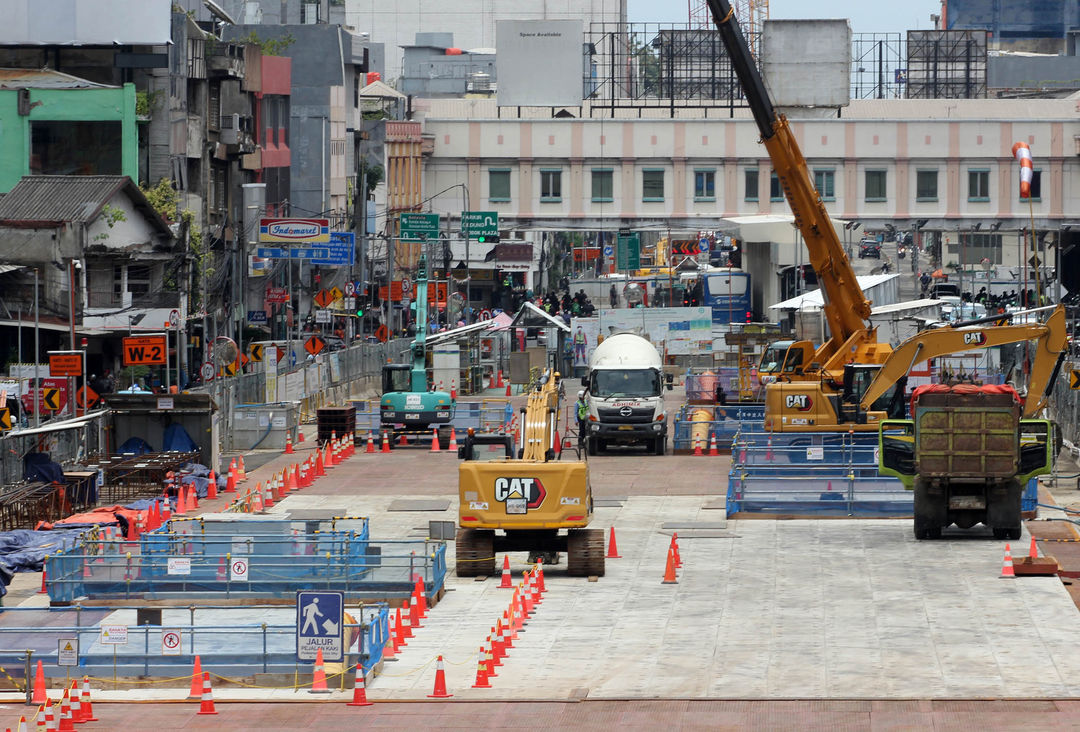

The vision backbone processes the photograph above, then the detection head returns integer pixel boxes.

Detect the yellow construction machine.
[456,370,604,577]
[763,305,1068,432]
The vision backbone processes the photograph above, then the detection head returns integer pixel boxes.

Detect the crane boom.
[410,254,430,392]
[705,0,873,369]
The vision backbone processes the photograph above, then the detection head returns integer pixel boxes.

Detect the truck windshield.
[591,369,661,398]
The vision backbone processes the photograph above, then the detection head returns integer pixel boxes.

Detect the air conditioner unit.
[220,113,240,144]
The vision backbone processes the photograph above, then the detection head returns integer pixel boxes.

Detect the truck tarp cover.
[910,383,1021,415]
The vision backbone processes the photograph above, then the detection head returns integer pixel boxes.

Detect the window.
[30,121,123,176]
[540,169,562,202]
[694,169,716,200]
[947,233,1003,265]
[488,169,510,201]
[916,169,938,201]
[642,169,665,201]
[865,169,887,201]
[1025,169,1042,201]
[769,172,783,201]
[113,264,152,304]
[591,168,613,202]
[968,169,990,201]
[813,169,835,200]
[744,168,759,201]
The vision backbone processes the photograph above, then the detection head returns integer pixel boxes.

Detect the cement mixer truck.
[581,333,669,455]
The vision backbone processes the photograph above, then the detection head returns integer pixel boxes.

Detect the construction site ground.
[6,387,1080,728]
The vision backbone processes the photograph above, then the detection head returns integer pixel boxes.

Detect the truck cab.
[582,333,669,455]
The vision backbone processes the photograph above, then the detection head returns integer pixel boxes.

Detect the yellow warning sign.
[1070,369,1080,390]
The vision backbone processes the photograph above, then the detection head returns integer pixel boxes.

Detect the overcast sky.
[629,0,944,34]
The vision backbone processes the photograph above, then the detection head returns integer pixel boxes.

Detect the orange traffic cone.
[471,646,491,688]
[188,656,204,698]
[382,433,392,453]
[298,429,305,443]
[293,463,302,491]
[67,681,82,725]
[448,428,458,451]
[399,433,409,446]
[78,676,96,722]
[708,433,719,456]
[39,566,47,595]
[506,382,512,397]
[347,662,373,707]
[606,526,621,558]
[310,648,331,693]
[661,545,678,584]
[1029,535,1038,559]
[400,599,414,639]
[427,655,453,698]
[42,704,55,731]
[430,428,441,452]
[325,442,335,468]
[31,660,47,704]
[1001,543,1016,578]
[57,687,73,732]
[174,485,187,516]
[285,431,294,454]
[366,433,376,453]
[394,607,408,647]
[315,449,326,476]
[671,532,683,569]
[238,455,246,480]
[553,429,561,455]
[188,483,199,509]
[693,435,703,457]
[409,594,421,630]
[499,555,513,588]
[196,672,218,715]
[225,464,236,493]
[206,470,218,500]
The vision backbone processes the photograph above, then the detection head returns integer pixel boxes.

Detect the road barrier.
[672,404,764,453]
[0,604,390,681]
[45,519,446,603]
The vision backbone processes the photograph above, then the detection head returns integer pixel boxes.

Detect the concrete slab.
[387,499,452,512]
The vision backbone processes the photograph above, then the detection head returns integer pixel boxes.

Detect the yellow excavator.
[705,1,1065,432]
[763,305,1067,432]
[456,370,604,577]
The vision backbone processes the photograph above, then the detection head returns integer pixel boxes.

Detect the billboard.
[0,0,171,45]
[762,19,851,108]
[497,20,584,107]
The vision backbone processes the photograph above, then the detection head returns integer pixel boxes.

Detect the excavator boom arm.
[859,305,1067,415]
[520,370,561,461]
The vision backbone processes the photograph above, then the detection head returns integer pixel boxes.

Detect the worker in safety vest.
[575,390,589,448]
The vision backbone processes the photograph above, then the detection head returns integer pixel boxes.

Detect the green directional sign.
[462,211,498,238]
[400,212,440,241]
[617,234,641,271]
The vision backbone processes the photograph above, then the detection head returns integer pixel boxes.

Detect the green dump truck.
[879,384,1055,540]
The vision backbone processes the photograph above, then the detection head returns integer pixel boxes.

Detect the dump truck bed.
[914,390,1020,479]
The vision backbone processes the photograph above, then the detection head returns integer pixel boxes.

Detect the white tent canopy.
[769,274,900,312]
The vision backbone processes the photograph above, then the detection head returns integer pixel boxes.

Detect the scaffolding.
[906,30,988,99]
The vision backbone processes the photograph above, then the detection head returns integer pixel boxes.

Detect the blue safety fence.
[685,367,751,402]
[46,525,446,603]
[0,603,390,681]
[672,404,765,452]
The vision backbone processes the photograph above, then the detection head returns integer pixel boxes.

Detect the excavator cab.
[758,340,815,384]
[840,364,908,423]
[381,364,412,394]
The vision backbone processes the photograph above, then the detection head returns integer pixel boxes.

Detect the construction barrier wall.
[672,406,765,452]
[45,520,447,603]
[0,603,390,680]
[0,412,108,489]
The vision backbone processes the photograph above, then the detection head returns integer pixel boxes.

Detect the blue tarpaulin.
[0,529,87,597]
[116,437,153,455]
[162,423,199,453]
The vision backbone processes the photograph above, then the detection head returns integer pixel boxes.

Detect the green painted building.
[0,68,137,193]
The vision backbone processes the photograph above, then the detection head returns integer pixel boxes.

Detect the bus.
[682,267,752,324]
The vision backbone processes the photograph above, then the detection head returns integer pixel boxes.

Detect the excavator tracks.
[455,527,495,577]
[566,528,606,577]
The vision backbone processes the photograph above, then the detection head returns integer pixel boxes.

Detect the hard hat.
[578,390,585,397]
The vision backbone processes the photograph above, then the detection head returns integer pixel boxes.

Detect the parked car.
[858,240,881,258]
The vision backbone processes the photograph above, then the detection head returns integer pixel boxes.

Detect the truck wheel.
[988,480,1023,542]
[913,479,943,540]
[566,528,605,577]
[654,436,666,455]
[455,528,495,577]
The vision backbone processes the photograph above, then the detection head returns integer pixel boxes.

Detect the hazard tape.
[0,665,23,692]
[455,555,498,562]
[1035,538,1080,542]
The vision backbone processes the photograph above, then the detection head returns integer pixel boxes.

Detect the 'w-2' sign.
[122,335,168,366]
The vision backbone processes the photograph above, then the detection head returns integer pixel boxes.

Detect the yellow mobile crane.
[455,370,604,577]
[705,2,1067,431]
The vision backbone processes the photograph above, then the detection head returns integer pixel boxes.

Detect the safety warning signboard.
[230,557,249,581]
[57,639,79,666]
[161,628,183,656]
[48,352,83,377]
[122,335,168,366]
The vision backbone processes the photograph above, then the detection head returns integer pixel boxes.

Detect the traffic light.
[477,234,500,244]
[356,305,364,318]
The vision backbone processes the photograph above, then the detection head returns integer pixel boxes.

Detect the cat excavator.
[455,370,605,577]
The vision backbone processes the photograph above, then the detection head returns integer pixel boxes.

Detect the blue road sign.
[296,590,344,662]
[698,238,710,253]
[247,310,267,324]
[603,245,613,257]
[257,232,355,266]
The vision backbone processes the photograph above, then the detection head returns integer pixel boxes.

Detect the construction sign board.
[296,590,344,662]
[313,289,333,308]
[42,388,62,411]
[100,625,128,645]
[305,336,326,356]
[1071,369,1080,390]
[0,408,11,431]
[57,639,79,667]
[248,343,264,363]
[48,352,83,377]
[122,335,168,366]
[76,385,100,409]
